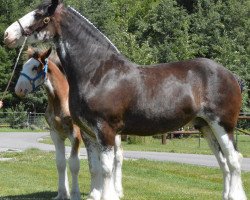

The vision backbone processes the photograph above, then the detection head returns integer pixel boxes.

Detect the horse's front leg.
[96,121,120,200]
[114,135,123,198]
[50,131,70,200]
[100,146,119,200]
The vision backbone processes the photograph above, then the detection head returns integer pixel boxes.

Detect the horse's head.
[4,0,61,48]
[15,47,52,97]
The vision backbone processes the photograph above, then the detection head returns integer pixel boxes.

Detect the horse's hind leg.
[68,128,81,200]
[209,121,246,200]
[114,135,124,198]
[50,131,70,200]
[200,126,230,200]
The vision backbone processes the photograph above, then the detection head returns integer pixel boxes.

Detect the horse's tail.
[234,74,245,93]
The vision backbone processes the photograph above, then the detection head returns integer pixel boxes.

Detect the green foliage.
[127,136,154,145]
[0,46,12,92]
[0,0,46,113]
[130,0,193,62]
[0,0,249,112]
[5,102,27,129]
[189,0,250,80]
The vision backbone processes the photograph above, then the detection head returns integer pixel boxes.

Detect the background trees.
[0,0,249,113]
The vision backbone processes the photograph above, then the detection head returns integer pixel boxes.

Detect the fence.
[161,112,250,146]
[0,112,48,130]
[0,111,249,134]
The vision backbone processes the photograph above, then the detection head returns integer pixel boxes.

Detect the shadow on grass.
[0,191,88,200]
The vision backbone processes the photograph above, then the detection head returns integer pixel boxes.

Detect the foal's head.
[4,0,61,48]
[15,47,52,97]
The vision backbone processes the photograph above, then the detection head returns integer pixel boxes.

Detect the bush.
[127,136,154,145]
[5,103,28,129]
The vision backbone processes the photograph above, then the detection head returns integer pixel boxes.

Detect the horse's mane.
[64,6,120,53]
[36,0,119,53]
[23,45,65,74]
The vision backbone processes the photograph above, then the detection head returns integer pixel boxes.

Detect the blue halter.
[20,58,48,92]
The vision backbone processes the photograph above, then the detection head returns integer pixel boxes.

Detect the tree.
[0,0,249,112]
[189,0,250,80]
[130,0,195,63]
[0,0,47,112]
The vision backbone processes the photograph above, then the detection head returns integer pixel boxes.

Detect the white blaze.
[15,58,40,96]
[4,11,36,47]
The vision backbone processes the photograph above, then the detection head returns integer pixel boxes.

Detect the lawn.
[41,134,250,157]
[0,149,249,200]
[122,134,250,157]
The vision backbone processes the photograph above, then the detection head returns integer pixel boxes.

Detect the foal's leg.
[50,131,70,200]
[210,121,246,200]
[200,126,230,200]
[114,135,124,198]
[84,134,102,200]
[68,130,81,200]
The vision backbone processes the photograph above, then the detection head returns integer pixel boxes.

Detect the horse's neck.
[54,7,120,83]
[44,61,69,114]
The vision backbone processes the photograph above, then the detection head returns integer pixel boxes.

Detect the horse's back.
[162,58,242,132]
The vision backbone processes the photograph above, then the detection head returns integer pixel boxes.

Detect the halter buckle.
[43,17,50,24]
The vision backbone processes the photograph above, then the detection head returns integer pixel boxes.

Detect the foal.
[15,47,81,200]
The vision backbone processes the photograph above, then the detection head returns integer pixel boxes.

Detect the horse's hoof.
[86,197,99,200]
[86,192,101,200]
[70,191,81,200]
[228,192,247,200]
[70,192,81,200]
[116,190,124,198]
[101,195,120,200]
[52,193,70,200]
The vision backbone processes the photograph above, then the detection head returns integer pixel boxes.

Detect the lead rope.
[1,37,27,102]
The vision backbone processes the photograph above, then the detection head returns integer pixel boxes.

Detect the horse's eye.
[34,12,43,19]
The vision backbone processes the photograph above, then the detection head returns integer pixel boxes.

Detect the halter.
[17,17,51,37]
[20,58,49,92]
[17,20,31,36]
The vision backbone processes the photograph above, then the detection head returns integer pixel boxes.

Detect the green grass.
[0,149,249,200]
[41,134,250,157]
[123,135,250,157]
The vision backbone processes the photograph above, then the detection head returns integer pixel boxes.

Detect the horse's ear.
[33,51,39,60]
[48,0,59,15]
[27,46,35,58]
[41,47,52,63]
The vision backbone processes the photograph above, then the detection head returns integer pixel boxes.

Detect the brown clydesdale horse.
[4,0,246,200]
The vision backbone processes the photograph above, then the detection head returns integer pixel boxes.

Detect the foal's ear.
[48,0,59,15]
[41,47,52,63]
[26,46,35,58]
